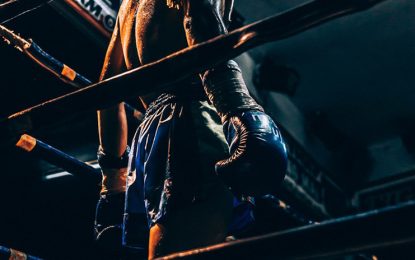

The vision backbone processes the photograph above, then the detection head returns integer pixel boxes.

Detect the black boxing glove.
[219,111,287,196]
[202,60,288,196]
[94,193,124,256]
[94,146,130,254]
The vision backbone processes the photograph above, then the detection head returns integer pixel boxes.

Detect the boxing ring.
[2,0,411,259]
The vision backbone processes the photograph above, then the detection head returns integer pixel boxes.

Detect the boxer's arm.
[97,18,128,159]
[94,19,128,246]
[181,0,263,121]
[182,0,230,46]
[181,0,287,196]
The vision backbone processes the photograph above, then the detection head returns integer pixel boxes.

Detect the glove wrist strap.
[97,146,130,195]
[97,145,130,169]
[202,60,264,122]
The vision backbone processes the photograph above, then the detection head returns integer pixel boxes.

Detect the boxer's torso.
[117,0,190,104]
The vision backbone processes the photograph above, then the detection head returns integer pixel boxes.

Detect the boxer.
[96,0,287,258]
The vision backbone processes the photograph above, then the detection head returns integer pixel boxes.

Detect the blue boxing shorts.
[122,92,255,254]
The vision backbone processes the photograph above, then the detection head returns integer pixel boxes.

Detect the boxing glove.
[94,192,124,255]
[94,146,130,254]
[202,60,287,196]
[218,111,287,196]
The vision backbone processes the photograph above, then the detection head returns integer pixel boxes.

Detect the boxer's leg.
[149,180,232,259]
[128,95,232,259]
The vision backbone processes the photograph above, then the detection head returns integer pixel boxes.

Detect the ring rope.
[0,244,43,260]
[0,0,53,25]
[158,201,415,259]
[0,24,143,121]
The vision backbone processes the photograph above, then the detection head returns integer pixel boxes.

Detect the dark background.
[0,0,414,259]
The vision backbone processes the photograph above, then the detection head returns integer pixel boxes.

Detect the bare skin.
[97,0,235,258]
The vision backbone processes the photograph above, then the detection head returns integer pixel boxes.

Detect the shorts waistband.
[144,93,178,118]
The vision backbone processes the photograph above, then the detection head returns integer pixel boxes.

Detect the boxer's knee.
[147,180,233,258]
[148,224,166,260]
